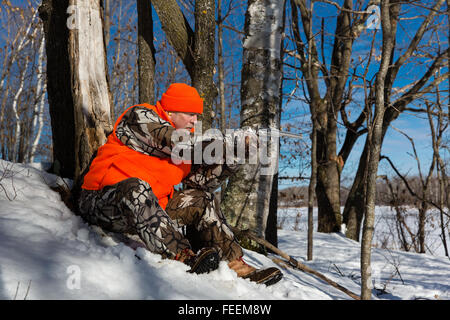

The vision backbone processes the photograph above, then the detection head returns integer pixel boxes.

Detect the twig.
[0,162,18,201]
[381,155,450,219]
[12,280,32,300]
[13,282,20,300]
[332,263,345,277]
[231,226,361,300]
[24,280,31,300]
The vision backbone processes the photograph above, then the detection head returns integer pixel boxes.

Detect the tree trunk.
[266,172,279,248]
[307,119,317,260]
[266,0,286,248]
[218,0,227,201]
[39,0,76,178]
[103,0,110,46]
[29,31,46,163]
[150,0,217,130]
[343,144,369,241]
[290,0,358,234]
[68,0,113,182]
[39,0,113,181]
[361,0,396,300]
[221,0,284,245]
[316,117,342,232]
[192,0,216,131]
[137,0,156,104]
[150,0,195,78]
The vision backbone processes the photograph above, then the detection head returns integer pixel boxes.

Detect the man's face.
[169,112,198,130]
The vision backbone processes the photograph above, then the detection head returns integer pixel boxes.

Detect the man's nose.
[192,114,198,123]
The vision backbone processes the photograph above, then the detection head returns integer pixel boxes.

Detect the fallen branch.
[231,227,361,300]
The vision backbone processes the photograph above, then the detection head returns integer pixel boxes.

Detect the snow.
[0,159,449,300]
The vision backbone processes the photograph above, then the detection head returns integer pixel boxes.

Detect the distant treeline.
[278,176,446,208]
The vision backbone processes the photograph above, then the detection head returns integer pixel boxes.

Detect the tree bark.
[218,0,227,202]
[137,0,156,104]
[221,0,284,245]
[39,0,76,178]
[307,119,317,260]
[192,0,216,131]
[150,0,195,78]
[361,0,396,300]
[68,0,113,183]
[39,0,113,181]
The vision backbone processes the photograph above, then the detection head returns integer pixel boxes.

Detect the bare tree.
[361,0,397,300]
[28,28,47,163]
[0,2,51,163]
[288,0,448,239]
[380,81,449,257]
[344,0,449,241]
[289,0,376,233]
[428,91,450,256]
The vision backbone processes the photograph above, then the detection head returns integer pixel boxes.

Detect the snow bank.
[0,160,449,300]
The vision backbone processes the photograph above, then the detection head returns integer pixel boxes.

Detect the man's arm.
[182,129,257,192]
[115,106,175,158]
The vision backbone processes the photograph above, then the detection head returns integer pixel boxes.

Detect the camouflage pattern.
[79,177,243,261]
[79,178,191,259]
[166,188,243,261]
[79,105,245,261]
[115,106,174,158]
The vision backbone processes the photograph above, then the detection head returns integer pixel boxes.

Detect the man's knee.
[115,178,157,203]
[179,189,214,208]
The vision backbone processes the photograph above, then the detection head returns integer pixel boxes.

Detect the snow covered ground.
[0,159,449,300]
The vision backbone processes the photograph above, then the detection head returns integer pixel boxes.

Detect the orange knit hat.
[160,83,203,114]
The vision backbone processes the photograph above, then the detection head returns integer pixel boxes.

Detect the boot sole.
[188,250,220,274]
[263,271,283,286]
[245,267,283,286]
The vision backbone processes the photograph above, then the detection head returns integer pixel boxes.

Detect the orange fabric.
[81,102,191,210]
[160,83,203,114]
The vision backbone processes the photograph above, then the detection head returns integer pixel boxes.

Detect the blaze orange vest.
[81,102,191,210]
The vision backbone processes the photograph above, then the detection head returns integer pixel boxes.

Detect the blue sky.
[1,0,447,185]
[275,0,448,188]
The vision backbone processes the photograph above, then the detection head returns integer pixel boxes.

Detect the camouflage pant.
[78,178,243,261]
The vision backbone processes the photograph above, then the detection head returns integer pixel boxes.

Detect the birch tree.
[0,2,46,163]
[221,0,285,244]
[28,31,47,163]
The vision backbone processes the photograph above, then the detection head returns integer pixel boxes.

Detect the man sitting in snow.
[78,83,282,286]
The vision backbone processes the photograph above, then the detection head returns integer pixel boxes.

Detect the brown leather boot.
[228,257,283,286]
[175,247,219,274]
